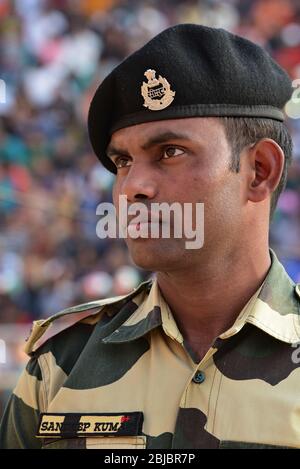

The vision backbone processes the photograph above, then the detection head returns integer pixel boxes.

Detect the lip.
[127,220,162,238]
[127,212,162,227]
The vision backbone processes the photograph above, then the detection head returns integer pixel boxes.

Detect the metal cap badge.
[141,69,175,111]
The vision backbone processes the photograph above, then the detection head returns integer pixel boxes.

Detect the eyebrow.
[106,130,192,160]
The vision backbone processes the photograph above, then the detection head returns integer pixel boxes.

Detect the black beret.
[88,23,293,174]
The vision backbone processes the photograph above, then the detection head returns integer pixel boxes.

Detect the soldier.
[1,23,300,449]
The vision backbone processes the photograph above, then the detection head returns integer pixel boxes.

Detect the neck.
[156,245,271,361]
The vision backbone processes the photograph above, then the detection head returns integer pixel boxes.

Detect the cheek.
[112,181,119,208]
[189,166,241,216]
[206,177,243,230]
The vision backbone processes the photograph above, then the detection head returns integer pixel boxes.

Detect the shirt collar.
[102,249,300,345]
[101,277,165,344]
[242,249,300,344]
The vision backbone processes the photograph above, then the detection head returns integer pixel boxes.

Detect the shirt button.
[192,371,206,384]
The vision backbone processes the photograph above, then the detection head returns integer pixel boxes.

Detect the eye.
[114,156,131,169]
[162,146,185,159]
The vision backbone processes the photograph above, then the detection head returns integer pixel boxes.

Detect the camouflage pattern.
[1,249,300,449]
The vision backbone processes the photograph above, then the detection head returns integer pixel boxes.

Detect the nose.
[118,162,159,202]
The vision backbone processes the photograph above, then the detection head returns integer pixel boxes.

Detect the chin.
[130,250,162,271]
[127,239,182,272]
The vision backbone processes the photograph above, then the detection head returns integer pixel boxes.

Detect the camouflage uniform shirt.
[1,249,300,449]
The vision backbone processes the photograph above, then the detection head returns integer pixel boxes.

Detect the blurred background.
[0,0,300,418]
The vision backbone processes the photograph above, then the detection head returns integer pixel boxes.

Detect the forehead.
[108,117,225,148]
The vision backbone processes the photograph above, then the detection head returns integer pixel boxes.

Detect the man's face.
[108,117,245,272]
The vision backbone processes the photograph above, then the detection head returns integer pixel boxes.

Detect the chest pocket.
[219,440,296,449]
[86,436,146,449]
[42,436,147,449]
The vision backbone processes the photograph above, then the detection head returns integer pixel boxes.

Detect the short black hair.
[220,117,293,219]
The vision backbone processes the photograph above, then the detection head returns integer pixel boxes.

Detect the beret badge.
[141,69,175,111]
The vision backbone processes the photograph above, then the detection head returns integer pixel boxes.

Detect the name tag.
[36,412,144,438]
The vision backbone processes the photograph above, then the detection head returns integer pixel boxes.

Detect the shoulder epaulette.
[24,279,152,355]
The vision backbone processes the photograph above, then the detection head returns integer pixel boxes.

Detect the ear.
[246,138,285,204]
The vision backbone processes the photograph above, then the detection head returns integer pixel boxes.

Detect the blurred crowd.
[0,0,300,329]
